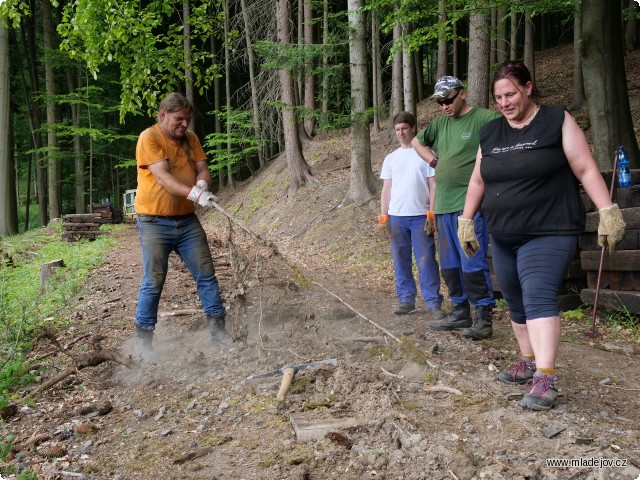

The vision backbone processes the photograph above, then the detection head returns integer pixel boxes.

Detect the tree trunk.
[452,21,459,78]
[371,14,382,132]
[224,0,235,188]
[467,8,490,108]
[626,0,638,52]
[303,0,316,137]
[523,7,535,82]
[43,0,61,220]
[510,10,518,60]
[184,0,194,130]
[581,0,639,168]
[570,0,585,111]
[276,0,313,193]
[208,8,224,191]
[321,0,329,129]
[0,21,18,236]
[386,23,403,144]
[496,7,507,64]
[402,25,416,118]
[437,0,448,77]
[490,7,497,66]
[414,49,424,101]
[21,8,47,227]
[67,65,86,214]
[342,0,376,207]
[241,0,265,167]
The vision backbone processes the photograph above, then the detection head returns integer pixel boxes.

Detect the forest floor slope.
[2,44,640,480]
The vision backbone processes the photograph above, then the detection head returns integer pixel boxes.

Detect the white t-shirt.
[380,147,435,216]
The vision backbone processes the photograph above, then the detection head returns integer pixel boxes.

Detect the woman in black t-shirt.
[457,60,626,411]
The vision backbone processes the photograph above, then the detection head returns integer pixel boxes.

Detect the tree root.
[0,332,136,420]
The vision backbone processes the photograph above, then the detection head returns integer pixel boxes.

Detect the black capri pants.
[490,234,578,324]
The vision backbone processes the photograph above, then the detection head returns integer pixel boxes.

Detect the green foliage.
[203,108,263,177]
[58,0,224,121]
[604,304,640,330]
[495,298,508,309]
[562,308,586,322]
[0,0,30,28]
[0,434,16,461]
[0,224,117,411]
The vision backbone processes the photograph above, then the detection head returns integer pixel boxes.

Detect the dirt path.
[2,221,640,480]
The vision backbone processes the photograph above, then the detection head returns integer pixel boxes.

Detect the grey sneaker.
[429,306,446,320]
[498,359,536,385]
[521,372,558,411]
[393,302,417,315]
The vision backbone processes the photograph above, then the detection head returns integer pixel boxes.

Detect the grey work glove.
[457,216,479,257]
[598,203,626,253]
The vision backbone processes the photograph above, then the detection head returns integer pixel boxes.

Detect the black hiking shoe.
[497,359,536,385]
[393,302,417,315]
[461,305,493,340]
[207,314,233,346]
[427,302,472,330]
[521,372,558,411]
[134,325,154,359]
[429,306,446,320]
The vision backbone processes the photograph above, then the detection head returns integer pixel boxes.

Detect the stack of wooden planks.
[580,171,640,315]
[61,214,103,242]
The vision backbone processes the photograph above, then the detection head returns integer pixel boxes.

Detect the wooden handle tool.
[276,367,296,401]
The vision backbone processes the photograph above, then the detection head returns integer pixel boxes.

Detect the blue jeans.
[436,211,494,307]
[135,214,225,329]
[390,215,443,308]
[491,234,577,324]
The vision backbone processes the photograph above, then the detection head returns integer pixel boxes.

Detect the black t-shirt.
[479,105,585,235]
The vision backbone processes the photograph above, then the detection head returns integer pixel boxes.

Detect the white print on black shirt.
[490,140,538,154]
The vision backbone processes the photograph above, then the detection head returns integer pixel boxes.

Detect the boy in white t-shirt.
[378,112,444,318]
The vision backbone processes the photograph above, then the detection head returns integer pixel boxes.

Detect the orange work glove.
[377,215,390,238]
[424,210,436,236]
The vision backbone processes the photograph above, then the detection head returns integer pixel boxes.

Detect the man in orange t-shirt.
[133,92,231,357]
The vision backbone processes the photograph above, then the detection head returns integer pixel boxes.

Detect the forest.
[0,0,639,237]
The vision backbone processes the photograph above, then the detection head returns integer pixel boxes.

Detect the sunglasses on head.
[436,89,461,106]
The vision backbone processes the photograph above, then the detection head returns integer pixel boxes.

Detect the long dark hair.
[157,93,195,167]
[491,60,541,105]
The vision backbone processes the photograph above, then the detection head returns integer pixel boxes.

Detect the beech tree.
[581,0,639,167]
[275,0,313,193]
[467,5,490,108]
[0,20,18,236]
[342,0,376,206]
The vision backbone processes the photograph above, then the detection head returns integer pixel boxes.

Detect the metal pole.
[590,149,619,336]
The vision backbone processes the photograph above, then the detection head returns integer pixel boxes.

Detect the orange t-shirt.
[134,125,207,216]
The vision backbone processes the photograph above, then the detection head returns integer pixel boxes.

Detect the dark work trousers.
[436,211,494,307]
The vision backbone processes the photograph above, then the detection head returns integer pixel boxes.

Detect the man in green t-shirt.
[412,76,500,340]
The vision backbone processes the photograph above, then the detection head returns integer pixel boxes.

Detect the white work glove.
[197,191,219,207]
[187,186,204,203]
[195,180,209,191]
[457,216,479,257]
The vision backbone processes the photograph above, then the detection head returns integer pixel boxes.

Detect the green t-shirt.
[416,107,500,214]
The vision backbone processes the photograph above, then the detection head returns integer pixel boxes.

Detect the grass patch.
[0,223,118,412]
